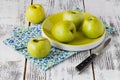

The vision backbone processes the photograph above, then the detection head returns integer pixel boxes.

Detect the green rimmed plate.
[41,12,105,51]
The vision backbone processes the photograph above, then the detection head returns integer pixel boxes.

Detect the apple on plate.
[62,10,84,31]
[81,13,105,39]
[25,4,45,24]
[52,21,76,43]
[27,37,51,58]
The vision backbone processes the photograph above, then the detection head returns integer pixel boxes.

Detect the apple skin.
[52,21,76,43]
[62,10,84,31]
[27,37,51,58]
[81,13,105,39]
[25,4,45,24]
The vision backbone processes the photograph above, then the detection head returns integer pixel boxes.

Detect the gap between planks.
[23,0,34,80]
[23,59,27,80]
[90,50,96,80]
[23,22,32,80]
[83,0,96,80]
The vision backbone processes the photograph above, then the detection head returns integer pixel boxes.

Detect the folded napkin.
[3,21,116,71]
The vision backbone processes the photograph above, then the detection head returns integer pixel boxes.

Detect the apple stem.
[33,39,39,42]
[70,29,74,33]
[32,6,37,9]
[71,11,76,14]
[33,39,47,42]
[88,17,94,20]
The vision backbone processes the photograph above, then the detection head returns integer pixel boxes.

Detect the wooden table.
[0,0,120,80]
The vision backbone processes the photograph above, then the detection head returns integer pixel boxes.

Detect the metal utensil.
[75,37,111,73]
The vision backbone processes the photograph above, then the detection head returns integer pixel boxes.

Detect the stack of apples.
[25,4,105,58]
[51,10,105,43]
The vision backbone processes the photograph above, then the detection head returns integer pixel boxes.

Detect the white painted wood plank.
[25,0,94,80]
[0,61,24,80]
[25,60,46,80]
[0,0,29,26]
[45,51,93,80]
[0,0,31,60]
[84,0,120,80]
[92,17,120,80]
[0,0,31,80]
[84,0,120,18]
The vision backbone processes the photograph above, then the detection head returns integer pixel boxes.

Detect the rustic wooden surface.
[0,0,120,80]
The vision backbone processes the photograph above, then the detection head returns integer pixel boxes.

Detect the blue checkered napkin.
[5,25,42,49]
[3,24,77,71]
[3,22,116,71]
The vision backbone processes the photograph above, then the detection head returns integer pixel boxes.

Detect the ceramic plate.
[41,12,105,51]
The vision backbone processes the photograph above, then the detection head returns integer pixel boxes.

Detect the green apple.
[52,21,76,43]
[62,10,84,31]
[27,37,51,58]
[81,13,105,39]
[25,4,45,24]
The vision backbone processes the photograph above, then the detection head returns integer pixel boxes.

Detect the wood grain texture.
[0,61,24,80]
[45,51,93,80]
[0,0,31,80]
[33,0,84,17]
[0,0,30,26]
[84,0,120,80]
[25,0,94,80]
[25,60,46,80]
